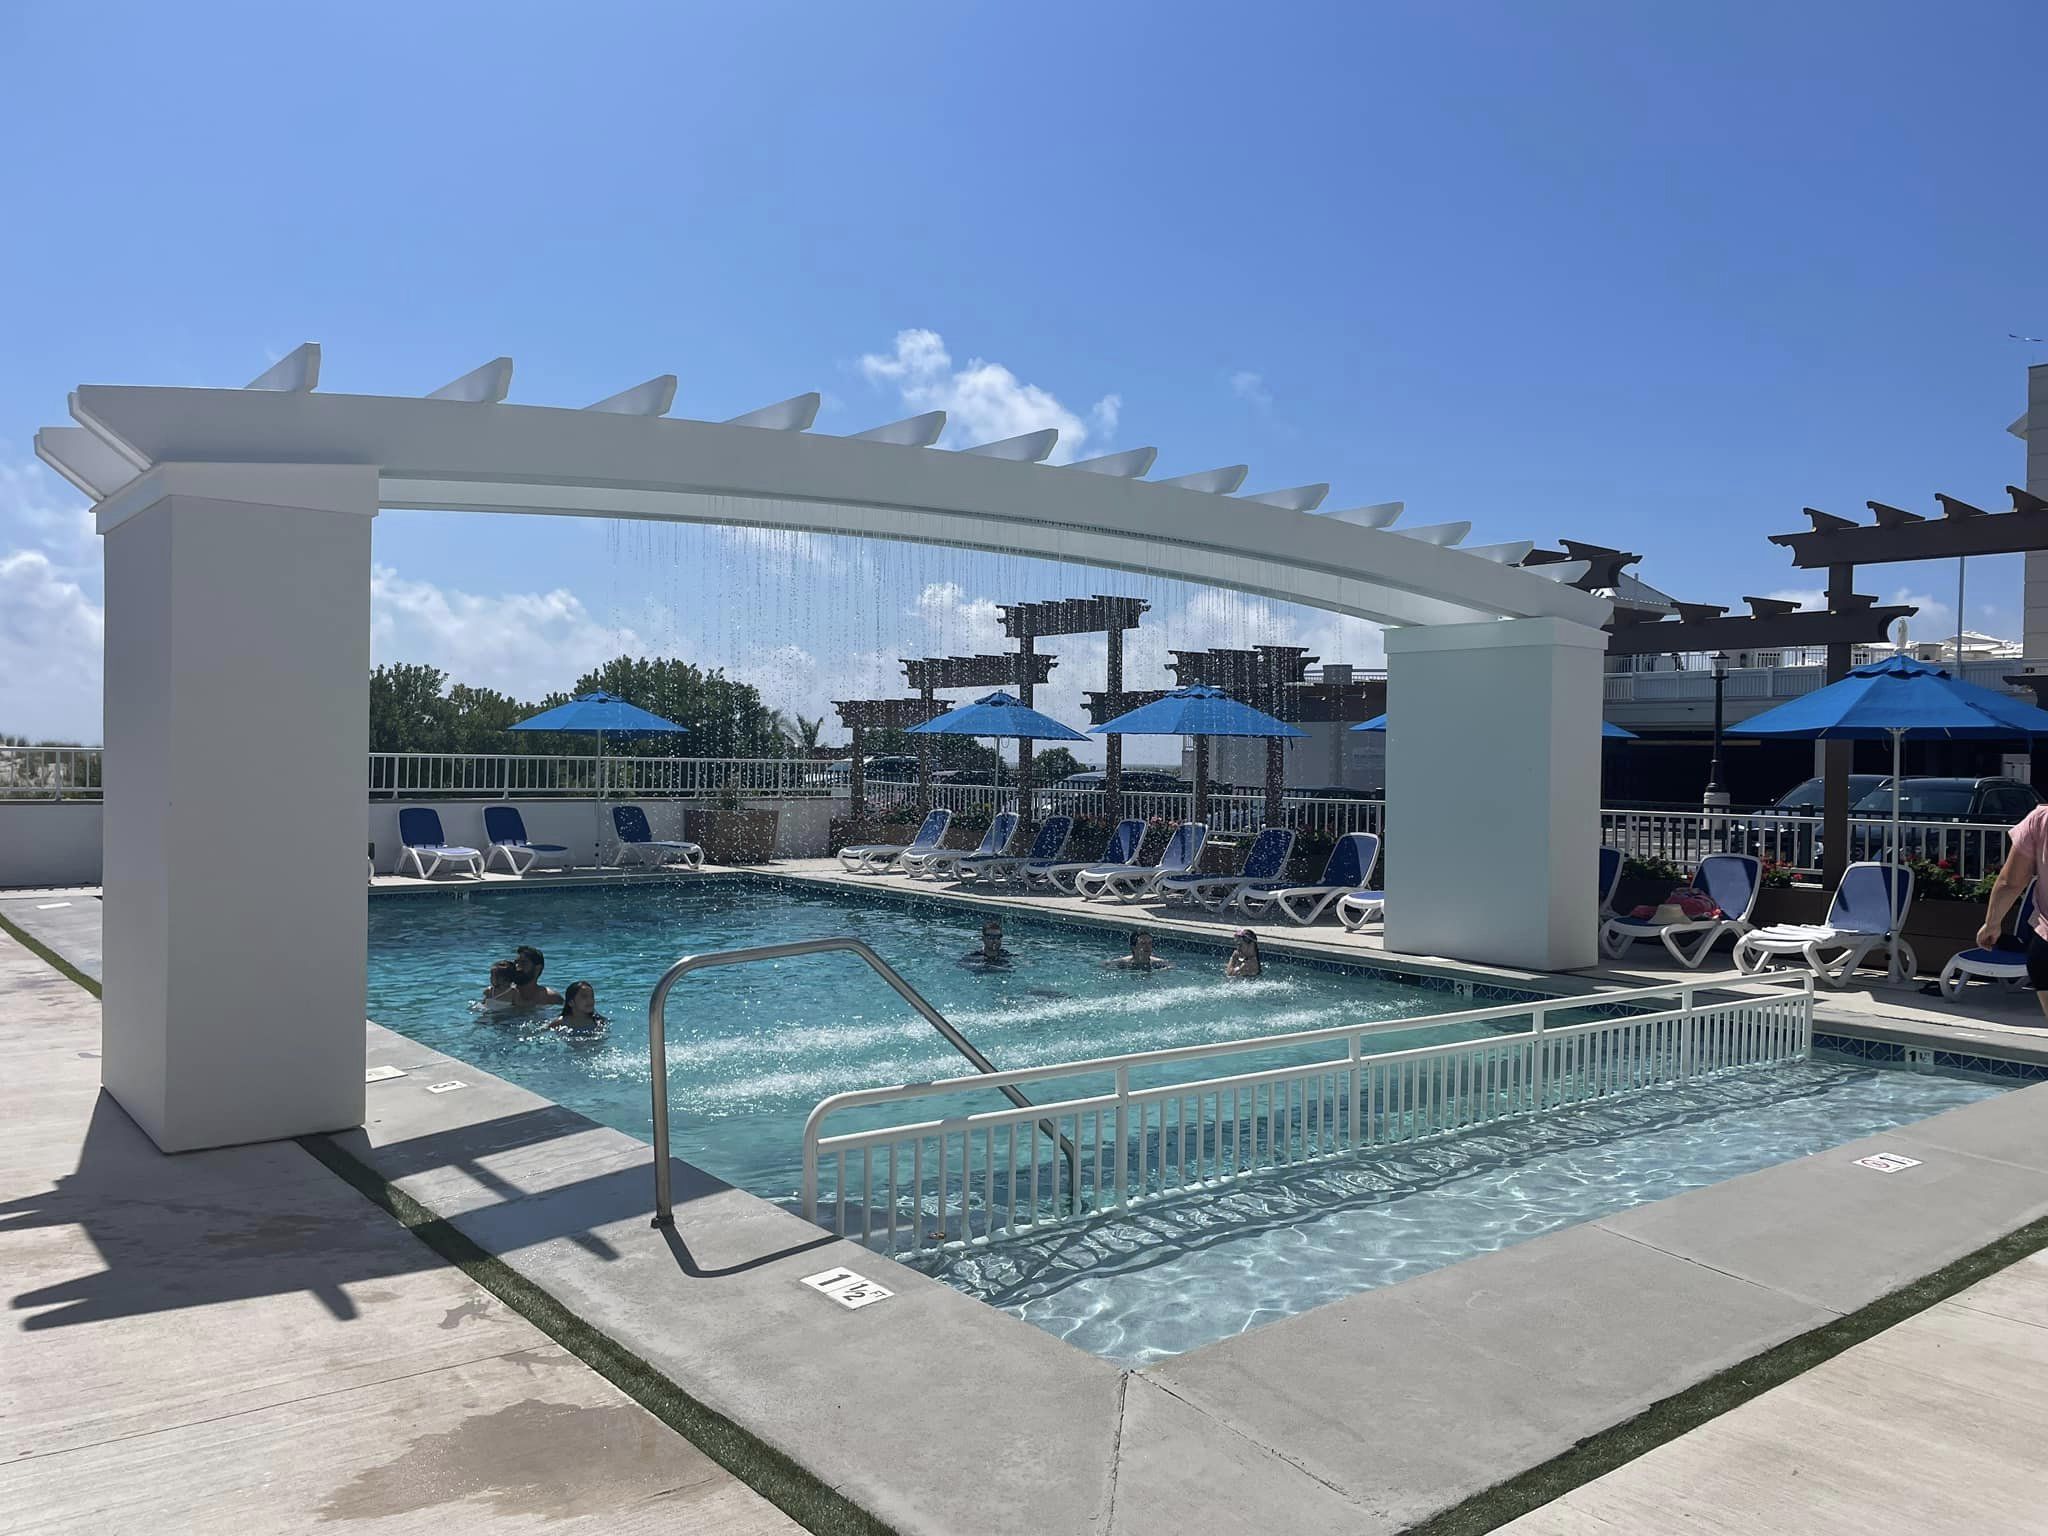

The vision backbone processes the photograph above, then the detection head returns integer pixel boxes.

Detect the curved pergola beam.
[69,384,1611,631]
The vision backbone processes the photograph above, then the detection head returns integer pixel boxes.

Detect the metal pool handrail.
[647,935,1079,1228]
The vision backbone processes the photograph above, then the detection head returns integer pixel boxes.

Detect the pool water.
[922,1053,2010,1363]
[367,879,2015,1364]
[366,880,1493,1201]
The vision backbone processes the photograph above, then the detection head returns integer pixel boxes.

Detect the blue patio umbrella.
[510,692,690,863]
[1092,685,1306,823]
[1739,654,2048,979]
[906,690,1086,805]
[1351,713,1636,739]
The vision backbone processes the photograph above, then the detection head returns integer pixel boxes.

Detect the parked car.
[1054,770,1189,794]
[1738,774,1888,865]
[1846,777,2041,864]
[863,755,923,783]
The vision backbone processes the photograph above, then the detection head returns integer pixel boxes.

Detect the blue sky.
[3,1,2044,747]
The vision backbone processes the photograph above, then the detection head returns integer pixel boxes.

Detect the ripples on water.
[368,883,2011,1367]
[922,1057,2009,1364]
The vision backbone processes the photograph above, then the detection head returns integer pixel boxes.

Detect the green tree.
[1032,747,1085,786]
[569,657,786,758]
[368,663,455,752]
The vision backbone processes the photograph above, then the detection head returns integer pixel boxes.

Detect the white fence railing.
[0,746,102,800]
[1605,657,2025,706]
[865,780,1389,837]
[1600,807,2014,882]
[5,746,2018,880]
[801,975,1813,1258]
[364,752,835,799]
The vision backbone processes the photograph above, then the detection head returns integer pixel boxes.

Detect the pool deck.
[8,882,2048,1534]
[0,922,801,1535]
[1494,1247,2048,1535]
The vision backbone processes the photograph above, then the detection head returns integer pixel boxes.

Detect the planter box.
[686,808,780,864]
[1902,899,1988,975]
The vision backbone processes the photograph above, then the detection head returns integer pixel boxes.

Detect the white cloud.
[0,460,101,741]
[1230,370,1273,410]
[857,328,1120,464]
[369,565,655,698]
[0,550,104,742]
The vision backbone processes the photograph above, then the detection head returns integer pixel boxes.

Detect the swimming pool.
[366,879,1495,1201]
[367,879,2017,1363]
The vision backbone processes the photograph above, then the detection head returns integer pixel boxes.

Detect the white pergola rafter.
[45,350,1608,632]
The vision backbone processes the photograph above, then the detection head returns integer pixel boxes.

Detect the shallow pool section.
[366,879,1487,1201]
[921,1052,2011,1363]
[368,880,2015,1368]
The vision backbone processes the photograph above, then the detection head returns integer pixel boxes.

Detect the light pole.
[1703,651,1730,810]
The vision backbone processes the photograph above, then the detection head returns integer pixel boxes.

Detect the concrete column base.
[99,464,376,1152]
[1382,616,1608,972]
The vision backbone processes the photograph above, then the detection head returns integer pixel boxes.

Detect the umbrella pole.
[1888,727,1904,982]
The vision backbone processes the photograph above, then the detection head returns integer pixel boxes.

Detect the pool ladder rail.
[647,935,1081,1229]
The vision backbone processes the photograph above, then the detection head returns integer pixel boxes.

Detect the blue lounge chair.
[958,814,1072,884]
[482,805,573,876]
[1076,822,1208,903]
[1034,818,1145,893]
[1233,832,1380,927]
[903,810,1019,879]
[609,804,705,870]
[1735,860,1915,986]
[1598,845,1624,915]
[396,807,483,880]
[1939,881,2036,1000]
[1157,826,1296,908]
[1601,853,1761,968]
[839,807,952,874]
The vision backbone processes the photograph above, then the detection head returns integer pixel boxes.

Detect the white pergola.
[42,344,1612,1152]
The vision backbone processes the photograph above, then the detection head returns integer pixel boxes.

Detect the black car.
[1741,774,1888,865]
[1846,777,2040,864]
[1054,770,1189,794]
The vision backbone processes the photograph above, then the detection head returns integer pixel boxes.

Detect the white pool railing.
[800,972,1815,1256]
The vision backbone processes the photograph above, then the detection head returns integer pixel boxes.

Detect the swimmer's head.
[1129,930,1154,960]
[489,960,516,993]
[513,945,545,984]
[561,980,597,1020]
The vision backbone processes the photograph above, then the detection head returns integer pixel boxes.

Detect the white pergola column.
[1382,617,1608,972]
[98,464,376,1152]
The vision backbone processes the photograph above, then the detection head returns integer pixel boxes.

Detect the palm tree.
[775,712,826,754]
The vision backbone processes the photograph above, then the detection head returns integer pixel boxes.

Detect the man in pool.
[961,919,1013,968]
[1105,929,1171,972]
[507,944,563,1008]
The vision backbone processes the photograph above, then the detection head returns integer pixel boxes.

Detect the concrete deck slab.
[334,1029,1131,1536]
[1145,1218,1834,1528]
[1497,1253,2048,1536]
[1108,1376,1382,1536]
[1594,1084,2048,1314]
[0,931,800,1535]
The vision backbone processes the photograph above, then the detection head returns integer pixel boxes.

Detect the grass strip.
[0,910,101,997]
[297,1132,895,1536]
[1406,1208,2048,1535]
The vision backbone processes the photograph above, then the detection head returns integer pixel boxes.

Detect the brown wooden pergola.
[830,696,951,821]
[998,595,1148,821]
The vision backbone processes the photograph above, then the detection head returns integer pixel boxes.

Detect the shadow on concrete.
[6,1094,842,1332]
[3,1094,440,1330]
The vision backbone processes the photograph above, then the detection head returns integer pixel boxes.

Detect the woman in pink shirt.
[1977,804,2048,1019]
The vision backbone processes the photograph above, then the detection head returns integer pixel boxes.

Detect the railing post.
[1679,984,1695,1080]
[1113,1065,1129,1211]
[1530,1005,1546,1110]
[1348,1034,1362,1149]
